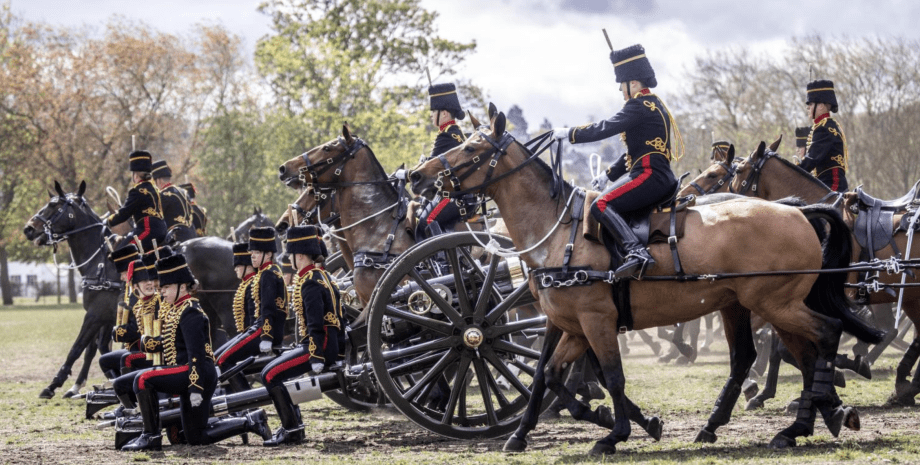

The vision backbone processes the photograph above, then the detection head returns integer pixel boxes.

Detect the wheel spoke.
[473,254,501,319]
[484,283,531,325]
[446,248,474,316]
[486,365,512,410]
[473,358,499,426]
[382,305,454,335]
[440,354,472,425]
[511,357,536,377]
[387,350,450,377]
[487,316,547,338]
[493,339,541,360]
[403,350,460,400]
[483,350,531,400]
[382,336,459,362]
[409,268,465,324]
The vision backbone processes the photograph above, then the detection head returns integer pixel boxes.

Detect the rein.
[735,149,774,195]
[688,160,738,196]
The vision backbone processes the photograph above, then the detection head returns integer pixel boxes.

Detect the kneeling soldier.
[213,242,262,393]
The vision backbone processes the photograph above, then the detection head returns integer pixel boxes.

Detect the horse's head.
[275,186,336,233]
[409,104,509,200]
[229,206,274,242]
[729,141,772,196]
[24,180,94,246]
[679,144,736,196]
[278,124,364,189]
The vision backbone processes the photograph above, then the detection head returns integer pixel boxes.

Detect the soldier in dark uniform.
[98,244,140,381]
[415,83,476,240]
[106,151,167,252]
[553,44,683,279]
[179,182,207,237]
[122,253,270,451]
[798,80,848,192]
[794,127,810,160]
[248,227,288,353]
[151,160,197,243]
[260,225,342,447]
[213,242,261,393]
[711,140,732,163]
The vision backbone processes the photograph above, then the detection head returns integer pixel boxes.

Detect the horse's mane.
[513,139,574,198]
[358,141,400,198]
[769,152,832,192]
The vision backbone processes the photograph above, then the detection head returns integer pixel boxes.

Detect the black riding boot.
[594,207,655,278]
[264,386,304,447]
[121,389,161,451]
[204,409,272,444]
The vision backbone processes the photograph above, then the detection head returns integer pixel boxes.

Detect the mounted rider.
[179,182,208,237]
[553,44,683,279]
[107,151,167,252]
[151,160,196,242]
[415,82,477,239]
[798,80,848,192]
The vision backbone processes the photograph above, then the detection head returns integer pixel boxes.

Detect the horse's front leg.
[581,315,631,456]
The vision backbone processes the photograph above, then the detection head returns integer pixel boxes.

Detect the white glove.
[394,169,408,180]
[591,174,609,191]
[311,362,324,373]
[259,340,272,353]
[552,127,569,141]
[189,392,203,408]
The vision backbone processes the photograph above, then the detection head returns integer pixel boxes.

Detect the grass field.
[1,304,919,464]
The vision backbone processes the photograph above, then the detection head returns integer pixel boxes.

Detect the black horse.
[24,181,241,399]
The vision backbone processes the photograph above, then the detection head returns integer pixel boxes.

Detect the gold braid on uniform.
[132,295,159,335]
[232,275,255,333]
[251,267,264,320]
[160,300,182,366]
[317,269,342,330]
[291,270,309,343]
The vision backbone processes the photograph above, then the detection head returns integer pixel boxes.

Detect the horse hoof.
[785,401,799,415]
[650,342,662,356]
[768,434,796,449]
[646,416,663,441]
[62,390,77,399]
[844,407,860,431]
[746,398,764,411]
[596,405,615,430]
[825,407,846,437]
[675,355,692,366]
[742,379,759,401]
[694,428,717,444]
[855,356,872,380]
[39,388,55,399]
[577,381,606,401]
[833,370,847,388]
[885,391,916,407]
[589,441,617,456]
[503,435,528,453]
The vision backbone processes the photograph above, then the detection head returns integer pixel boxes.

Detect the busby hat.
[278,253,295,274]
[285,225,323,256]
[179,183,196,200]
[141,250,161,282]
[805,80,838,113]
[232,242,251,267]
[319,238,329,258]
[151,160,172,179]
[428,83,465,120]
[610,44,657,88]
[156,253,195,287]
[129,259,156,284]
[248,227,277,253]
[111,244,139,273]
[795,127,810,148]
[129,151,152,173]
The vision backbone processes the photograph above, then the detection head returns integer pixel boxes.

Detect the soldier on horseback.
[553,44,683,279]
[151,160,196,242]
[106,151,167,252]
[798,80,848,192]
[179,182,207,237]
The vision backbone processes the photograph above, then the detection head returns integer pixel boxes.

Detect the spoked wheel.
[367,232,552,439]
[322,252,388,412]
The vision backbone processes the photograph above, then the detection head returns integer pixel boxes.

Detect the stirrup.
[614,252,653,279]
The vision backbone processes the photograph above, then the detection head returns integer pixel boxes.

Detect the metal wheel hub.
[462,326,484,348]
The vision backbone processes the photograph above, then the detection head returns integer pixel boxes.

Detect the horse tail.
[800,205,884,344]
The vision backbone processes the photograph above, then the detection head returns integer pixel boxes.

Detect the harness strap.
[669,203,684,276]
[562,190,586,273]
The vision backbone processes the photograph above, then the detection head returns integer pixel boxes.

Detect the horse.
[24,181,240,398]
[729,143,920,405]
[408,105,880,454]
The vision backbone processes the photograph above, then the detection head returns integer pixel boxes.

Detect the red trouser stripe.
[217,328,263,365]
[137,365,188,390]
[427,198,452,224]
[137,217,151,241]
[830,168,840,192]
[125,352,147,368]
[597,155,653,212]
[264,354,312,385]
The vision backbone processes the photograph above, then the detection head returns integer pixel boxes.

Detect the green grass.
[1,306,919,463]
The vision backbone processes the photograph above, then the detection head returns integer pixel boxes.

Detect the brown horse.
[730,144,920,405]
[408,105,875,454]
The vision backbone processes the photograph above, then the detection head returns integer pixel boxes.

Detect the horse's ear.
[343,122,354,145]
[468,111,481,129]
[727,145,735,164]
[54,180,65,197]
[48,189,54,198]
[488,103,497,121]
[697,168,702,175]
[397,163,405,170]
[493,112,506,138]
[753,141,766,160]
[77,180,86,198]
[768,134,782,152]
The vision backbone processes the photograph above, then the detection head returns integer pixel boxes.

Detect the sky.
[10,0,920,128]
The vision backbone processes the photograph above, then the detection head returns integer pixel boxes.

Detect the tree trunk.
[68,268,77,303]
[0,245,12,306]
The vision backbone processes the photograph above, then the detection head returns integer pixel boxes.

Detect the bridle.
[734,149,775,196]
[297,136,396,189]
[687,160,738,196]
[31,195,106,246]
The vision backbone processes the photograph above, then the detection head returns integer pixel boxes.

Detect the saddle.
[853,179,920,257]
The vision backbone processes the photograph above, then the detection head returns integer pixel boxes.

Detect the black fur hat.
[610,44,657,88]
[278,253,295,274]
[428,83,465,120]
[232,242,251,267]
[111,244,139,273]
[142,250,160,281]
[129,258,155,284]
[806,80,838,113]
[129,151,152,173]
[156,253,195,287]
[151,160,172,179]
[179,183,196,200]
[248,227,277,253]
[285,225,323,256]
[319,238,329,258]
[795,127,811,148]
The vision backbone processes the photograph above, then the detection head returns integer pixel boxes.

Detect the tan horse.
[408,106,875,454]
[730,144,920,405]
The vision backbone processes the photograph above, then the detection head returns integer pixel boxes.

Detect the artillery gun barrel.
[385,261,535,306]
